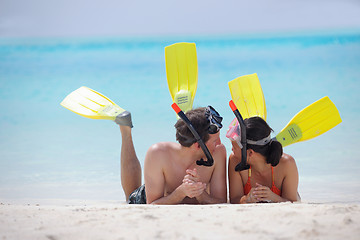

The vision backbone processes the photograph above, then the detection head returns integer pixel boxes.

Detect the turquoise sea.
[1,32,359,203]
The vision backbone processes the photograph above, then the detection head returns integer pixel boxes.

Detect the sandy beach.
[1,200,359,240]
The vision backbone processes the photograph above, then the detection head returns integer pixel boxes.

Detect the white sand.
[1,200,360,240]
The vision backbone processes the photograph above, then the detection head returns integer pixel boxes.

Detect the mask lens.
[206,106,223,134]
[226,118,243,148]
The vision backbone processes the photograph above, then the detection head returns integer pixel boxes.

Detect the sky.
[0,0,360,38]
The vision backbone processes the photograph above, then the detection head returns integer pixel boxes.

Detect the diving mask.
[206,106,223,134]
[226,117,272,147]
[226,118,243,148]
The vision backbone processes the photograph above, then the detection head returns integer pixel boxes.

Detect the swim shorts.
[128,184,146,204]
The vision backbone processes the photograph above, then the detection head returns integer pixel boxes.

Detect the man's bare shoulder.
[145,142,179,163]
[215,143,226,154]
[148,142,179,153]
[213,144,226,163]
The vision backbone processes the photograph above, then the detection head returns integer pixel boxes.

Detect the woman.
[227,117,300,203]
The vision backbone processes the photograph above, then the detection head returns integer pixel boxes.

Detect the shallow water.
[0,32,359,203]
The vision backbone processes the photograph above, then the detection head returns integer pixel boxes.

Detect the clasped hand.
[247,183,277,203]
[181,168,206,198]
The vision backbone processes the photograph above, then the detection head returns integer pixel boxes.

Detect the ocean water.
[0,32,359,203]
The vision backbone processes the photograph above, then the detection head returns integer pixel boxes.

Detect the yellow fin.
[276,96,342,147]
[60,86,125,120]
[165,42,198,113]
[228,73,266,120]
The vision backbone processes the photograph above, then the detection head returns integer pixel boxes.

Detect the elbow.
[220,196,227,203]
[230,197,242,204]
[289,193,301,203]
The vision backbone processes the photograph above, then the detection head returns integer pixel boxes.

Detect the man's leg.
[119,125,142,200]
[115,111,142,201]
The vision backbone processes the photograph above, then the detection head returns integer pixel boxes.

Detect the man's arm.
[144,144,179,204]
[148,181,206,205]
[196,144,227,204]
[144,144,206,204]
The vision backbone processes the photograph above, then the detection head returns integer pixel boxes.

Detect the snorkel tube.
[229,100,250,171]
[172,103,214,167]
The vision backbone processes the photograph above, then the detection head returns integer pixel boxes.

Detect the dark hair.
[245,117,283,166]
[175,107,210,147]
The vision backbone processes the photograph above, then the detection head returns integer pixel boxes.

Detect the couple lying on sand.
[117,106,300,204]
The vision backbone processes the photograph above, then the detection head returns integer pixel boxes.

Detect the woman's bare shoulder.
[228,152,240,165]
[278,153,297,168]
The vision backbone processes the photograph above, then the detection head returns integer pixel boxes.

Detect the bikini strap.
[271,166,275,186]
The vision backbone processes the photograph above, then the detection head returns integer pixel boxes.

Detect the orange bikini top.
[244,166,281,196]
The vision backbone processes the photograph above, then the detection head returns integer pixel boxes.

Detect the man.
[117,106,227,204]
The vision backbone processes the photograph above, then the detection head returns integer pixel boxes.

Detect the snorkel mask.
[226,118,272,146]
[172,104,223,167]
[226,118,243,148]
[206,106,223,134]
[228,100,274,171]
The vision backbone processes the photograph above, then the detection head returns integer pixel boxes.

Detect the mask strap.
[247,135,272,146]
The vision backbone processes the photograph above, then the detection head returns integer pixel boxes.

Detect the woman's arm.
[279,154,299,202]
[228,154,245,204]
[253,154,299,203]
